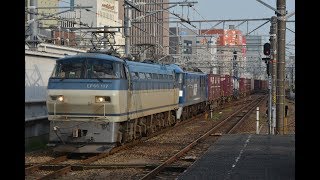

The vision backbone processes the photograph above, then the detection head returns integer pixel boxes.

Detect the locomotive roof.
[57,53,125,63]
[58,53,185,74]
[126,60,177,74]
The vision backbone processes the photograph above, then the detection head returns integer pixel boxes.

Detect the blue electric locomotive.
[46,53,181,153]
[176,71,208,120]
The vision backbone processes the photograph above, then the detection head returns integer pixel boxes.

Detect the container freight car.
[254,79,268,92]
[207,74,221,107]
[239,78,245,97]
[245,78,251,96]
[254,80,262,92]
[239,78,252,97]
[261,80,268,91]
[220,74,233,101]
[251,78,255,92]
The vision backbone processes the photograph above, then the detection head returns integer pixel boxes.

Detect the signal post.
[263,42,272,134]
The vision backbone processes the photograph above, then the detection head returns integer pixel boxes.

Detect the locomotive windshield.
[51,58,125,79]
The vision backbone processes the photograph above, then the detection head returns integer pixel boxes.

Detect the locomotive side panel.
[221,75,233,97]
[183,73,207,106]
[126,61,179,120]
[128,89,178,120]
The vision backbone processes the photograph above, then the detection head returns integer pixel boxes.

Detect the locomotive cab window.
[51,59,85,79]
[51,58,125,79]
[131,72,139,80]
[145,73,152,79]
[89,59,119,79]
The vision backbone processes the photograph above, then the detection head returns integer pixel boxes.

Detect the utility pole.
[29,0,39,49]
[276,0,286,135]
[124,0,132,57]
[270,16,277,135]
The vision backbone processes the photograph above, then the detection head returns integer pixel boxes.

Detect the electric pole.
[270,16,277,135]
[29,0,39,49]
[124,0,132,57]
[276,0,286,134]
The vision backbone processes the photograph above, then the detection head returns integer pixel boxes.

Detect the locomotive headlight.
[57,95,64,102]
[95,96,111,103]
[179,90,183,97]
[97,97,104,102]
[50,95,64,102]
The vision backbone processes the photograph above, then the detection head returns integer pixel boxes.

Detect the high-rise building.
[25,0,29,23]
[25,0,61,46]
[25,0,59,27]
[200,26,246,76]
[169,27,197,55]
[245,35,266,79]
[119,0,169,60]
[73,0,122,28]
[169,27,219,73]
[70,0,125,53]
[38,0,60,27]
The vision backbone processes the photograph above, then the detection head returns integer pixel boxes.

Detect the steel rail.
[27,95,262,179]
[29,163,189,171]
[227,96,266,134]
[36,114,203,180]
[25,155,68,175]
[139,95,265,180]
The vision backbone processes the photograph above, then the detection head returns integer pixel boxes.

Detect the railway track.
[25,95,261,180]
[139,95,266,180]
[25,112,208,179]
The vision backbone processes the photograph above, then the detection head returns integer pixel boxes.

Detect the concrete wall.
[25,43,86,151]
[25,43,86,102]
[25,54,56,101]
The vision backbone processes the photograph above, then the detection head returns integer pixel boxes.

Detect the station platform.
[178,134,295,180]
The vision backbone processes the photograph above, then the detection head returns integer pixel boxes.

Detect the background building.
[200,26,246,76]
[25,0,60,27]
[245,35,267,79]
[168,27,218,73]
[72,0,125,53]
[38,0,60,27]
[195,35,218,73]
[26,0,170,57]
[119,0,169,60]
[169,27,197,55]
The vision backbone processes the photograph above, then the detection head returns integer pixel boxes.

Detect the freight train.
[46,52,267,153]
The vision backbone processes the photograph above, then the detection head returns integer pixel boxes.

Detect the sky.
[171,0,295,55]
[58,0,295,55]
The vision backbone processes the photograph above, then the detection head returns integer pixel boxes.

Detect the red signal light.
[263,43,271,56]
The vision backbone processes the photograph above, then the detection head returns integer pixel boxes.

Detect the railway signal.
[263,43,271,56]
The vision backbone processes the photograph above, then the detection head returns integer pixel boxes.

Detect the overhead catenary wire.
[28,1,294,67]
[149,0,219,60]
[128,0,205,57]
[129,4,180,55]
